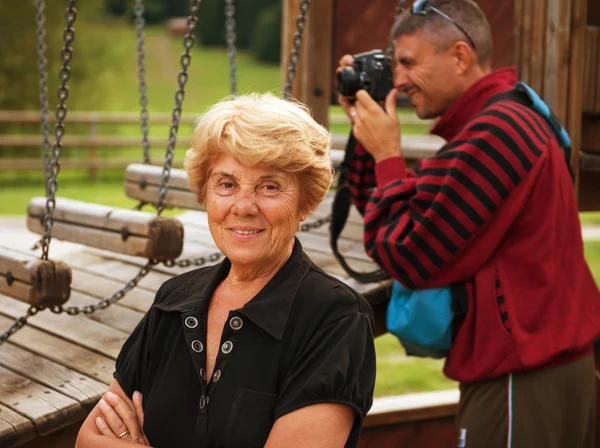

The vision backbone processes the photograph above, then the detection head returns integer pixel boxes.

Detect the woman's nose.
[231,190,259,216]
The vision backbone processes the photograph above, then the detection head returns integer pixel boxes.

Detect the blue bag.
[386,282,455,358]
[386,82,573,359]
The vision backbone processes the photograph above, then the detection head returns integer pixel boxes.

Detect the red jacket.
[348,67,600,382]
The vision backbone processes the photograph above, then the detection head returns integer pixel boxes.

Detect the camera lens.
[337,67,363,97]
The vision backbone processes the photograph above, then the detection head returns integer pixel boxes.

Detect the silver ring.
[118,430,129,439]
[350,109,357,118]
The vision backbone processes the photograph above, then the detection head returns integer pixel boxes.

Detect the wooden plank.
[583,115,600,153]
[298,0,334,127]
[124,182,202,211]
[26,201,184,262]
[0,403,36,448]
[513,0,524,72]
[583,26,599,114]
[0,343,106,409]
[28,197,171,236]
[364,390,459,428]
[124,164,191,192]
[0,315,115,385]
[0,365,83,436]
[530,0,548,94]
[331,134,444,160]
[0,295,128,359]
[520,0,533,83]
[544,0,573,123]
[567,0,588,199]
[0,159,142,171]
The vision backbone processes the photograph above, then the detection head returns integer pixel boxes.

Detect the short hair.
[184,93,333,216]
[391,0,493,66]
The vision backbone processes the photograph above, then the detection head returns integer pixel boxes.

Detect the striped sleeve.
[348,143,417,216]
[363,101,552,289]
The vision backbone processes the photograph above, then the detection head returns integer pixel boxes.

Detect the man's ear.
[454,41,475,74]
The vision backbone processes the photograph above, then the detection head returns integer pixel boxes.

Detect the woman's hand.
[95,390,150,446]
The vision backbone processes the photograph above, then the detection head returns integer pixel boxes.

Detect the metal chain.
[162,251,223,268]
[300,215,331,232]
[40,0,77,260]
[156,0,201,216]
[224,0,238,96]
[134,0,151,164]
[50,260,157,316]
[0,307,43,346]
[282,0,311,98]
[35,0,52,195]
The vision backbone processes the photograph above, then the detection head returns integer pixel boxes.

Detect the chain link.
[300,215,331,232]
[162,251,223,268]
[134,0,151,164]
[224,0,238,97]
[156,0,201,216]
[40,0,77,260]
[35,0,52,195]
[282,0,311,98]
[51,260,158,316]
[0,307,43,346]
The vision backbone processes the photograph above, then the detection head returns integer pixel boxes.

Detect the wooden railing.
[0,110,432,179]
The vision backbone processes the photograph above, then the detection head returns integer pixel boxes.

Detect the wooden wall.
[332,0,515,90]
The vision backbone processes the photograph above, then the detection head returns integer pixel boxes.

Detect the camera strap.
[329,131,390,283]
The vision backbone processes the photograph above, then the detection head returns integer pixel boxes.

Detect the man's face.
[393,31,462,119]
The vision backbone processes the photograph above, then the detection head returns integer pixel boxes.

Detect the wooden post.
[281,0,334,128]
[281,0,305,101]
[543,0,573,123]
[89,113,98,181]
[566,0,588,196]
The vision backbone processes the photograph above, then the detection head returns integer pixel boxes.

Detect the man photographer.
[337,0,600,446]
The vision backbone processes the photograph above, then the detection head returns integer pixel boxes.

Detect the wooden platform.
[0,193,460,447]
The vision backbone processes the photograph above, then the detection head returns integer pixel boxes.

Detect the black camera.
[337,49,393,102]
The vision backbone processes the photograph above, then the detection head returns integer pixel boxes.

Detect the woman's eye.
[221,181,235,189]
[261,184,279,192]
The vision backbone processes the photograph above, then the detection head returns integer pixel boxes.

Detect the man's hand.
[337,54,402,162]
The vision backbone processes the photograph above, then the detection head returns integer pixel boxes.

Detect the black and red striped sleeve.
[362,101,553,289]
[348,143,417,216]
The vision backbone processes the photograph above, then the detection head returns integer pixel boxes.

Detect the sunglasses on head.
[410,0,477,51]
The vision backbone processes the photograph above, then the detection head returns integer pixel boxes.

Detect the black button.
[185,316,198,329]
[212,369,221,383]
[229,316,243,331]
[191,340,204,353]
[199,395,206,410]
[221,341,233,354]
[200,368,206,381]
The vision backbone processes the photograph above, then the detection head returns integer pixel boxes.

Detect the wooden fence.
[0,110,431,180]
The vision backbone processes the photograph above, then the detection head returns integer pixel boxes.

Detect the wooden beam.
[0,247,71,308]
[530,0,548,94]
[297,0,334,127]
[566,0,588,197]
[26,197,184,261]
[543,0,573,123]
[583,26,599,114]
[513,0,524,73]
[124,164,204,211]
[583,115,600,153]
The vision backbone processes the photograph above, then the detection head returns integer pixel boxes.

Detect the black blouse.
[114,239,376,448]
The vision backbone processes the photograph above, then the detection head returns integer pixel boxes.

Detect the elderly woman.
[76,93,376,448]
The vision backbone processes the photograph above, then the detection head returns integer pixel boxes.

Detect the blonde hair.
[184,92,333,216]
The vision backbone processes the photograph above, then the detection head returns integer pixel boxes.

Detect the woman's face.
[206,153,306,274]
